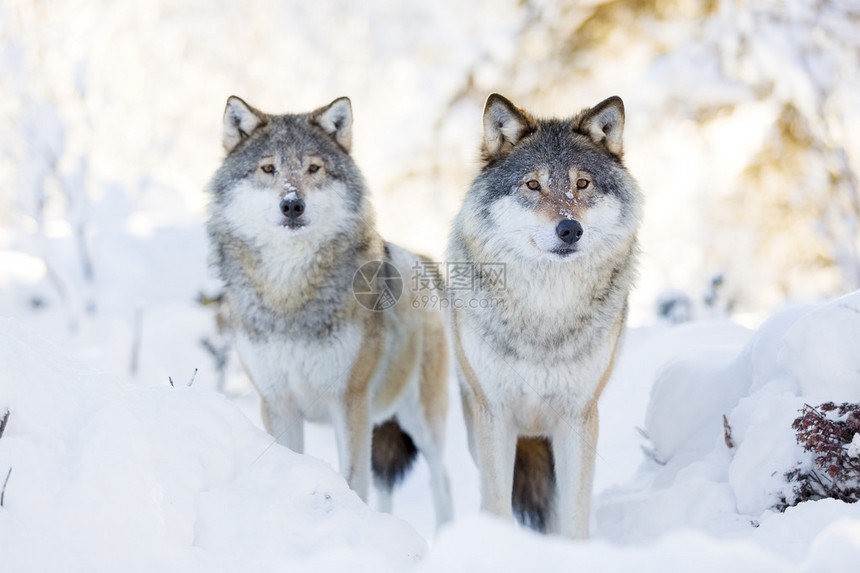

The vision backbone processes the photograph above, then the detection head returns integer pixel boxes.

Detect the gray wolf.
[206,96,452,526]
[447,93,642,537]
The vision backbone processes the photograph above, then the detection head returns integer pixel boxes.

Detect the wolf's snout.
[556,219,583,244]
[280,196,305,219]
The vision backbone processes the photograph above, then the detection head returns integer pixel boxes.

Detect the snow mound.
[4,289,860,571]
[0,319,425,572]
[597,291,860,558]
[416,512,860,573]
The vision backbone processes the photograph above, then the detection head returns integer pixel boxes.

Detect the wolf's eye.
[576,178,590,190]
[526,179,541,191]
[261,164,275,174]
[308,164,321,174]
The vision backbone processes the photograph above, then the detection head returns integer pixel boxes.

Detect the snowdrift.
[2,292,860,571]
[0,319,425,572]
[596,290,860,558]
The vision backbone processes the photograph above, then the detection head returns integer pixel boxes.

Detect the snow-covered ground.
[2,0,860,570]
[2,292,860,571]
[0,320,425,572]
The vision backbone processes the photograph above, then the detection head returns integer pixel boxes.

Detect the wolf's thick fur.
[206,96,452,526]
[447,94,642,538]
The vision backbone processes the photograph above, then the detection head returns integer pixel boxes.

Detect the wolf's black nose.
[280,197,305,219]
[556,219,583,244]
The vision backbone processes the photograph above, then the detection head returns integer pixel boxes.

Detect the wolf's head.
[466,94,642,262]
[208,96,368,244]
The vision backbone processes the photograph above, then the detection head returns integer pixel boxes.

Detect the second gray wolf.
[447,93,643,537]
[206,96,452,526]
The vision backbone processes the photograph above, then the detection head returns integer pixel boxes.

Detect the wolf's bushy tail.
[371,417,419,491]
[513,436,555,532]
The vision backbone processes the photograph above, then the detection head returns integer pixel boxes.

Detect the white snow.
[2,0,860,570]
[848,434,860,459]
[3,292,860,570]
[0,320,426,572]
[596,292,860,551]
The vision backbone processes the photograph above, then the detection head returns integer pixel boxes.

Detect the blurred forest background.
[1,0,858,381]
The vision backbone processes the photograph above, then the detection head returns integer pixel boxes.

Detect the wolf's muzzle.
[556,219,584,244]
[280,196,305,220]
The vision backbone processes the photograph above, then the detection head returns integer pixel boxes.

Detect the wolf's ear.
[579,96,625,158]
[223,96,267,153]
[482,93,536,162]
[310,97,353,153]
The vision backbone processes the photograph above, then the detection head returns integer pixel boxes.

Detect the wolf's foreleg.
[335,321,384,501]
[332,394,372,501]
[260,395,304,454]
[549,407,598,539]
[470,402,517,520]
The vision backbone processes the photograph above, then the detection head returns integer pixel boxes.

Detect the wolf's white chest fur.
[236,324,363,423]
[231,227,363,422]
[456,256,620,434]
[458,323,614,432]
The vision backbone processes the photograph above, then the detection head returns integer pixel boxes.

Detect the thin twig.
[723,414,734,449]
[0,410,9,439]
[0,467,11,507]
